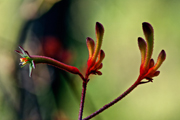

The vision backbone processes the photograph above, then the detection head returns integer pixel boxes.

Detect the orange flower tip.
[96,22,104,35]
[20,58,28,64]
[20,58,24,62]
[20,58,28,62]
[142,22,153,37]
[153,71,160,77]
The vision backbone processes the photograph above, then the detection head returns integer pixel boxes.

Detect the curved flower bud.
[137,22,166,82]
[94,50,105,69]
[148,59,154,69]
[85,22,105,78]
[146,50,166,76]
[86,37,95,59]
[152,50,166,71]
[88,50,105,76]
[142,22,154,69]
[138,37,146,64]
[153,71,160,77]
[91,22,104,67]
[96,63,103,70]
[96,71,102,75]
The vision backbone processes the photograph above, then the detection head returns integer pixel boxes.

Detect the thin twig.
[78,81,88,120]
[83,77,142,120]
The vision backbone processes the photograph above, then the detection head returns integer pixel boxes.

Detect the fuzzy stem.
[31,55,84,80]
[83,76,142,120]
[78,81,88,120]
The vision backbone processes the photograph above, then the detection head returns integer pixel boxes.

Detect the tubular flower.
[86,22,105,76]
[15,46,82,78]
[138,22,166,82]
[15,46,35,77]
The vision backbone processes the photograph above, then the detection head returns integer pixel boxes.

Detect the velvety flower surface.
[86,22,105,76]
[138,22,166,81]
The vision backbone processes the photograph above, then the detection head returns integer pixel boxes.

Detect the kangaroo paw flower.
[15,46,35,77]
[15,46,82,78]
[86,22,105,78]
[138,22,166,82]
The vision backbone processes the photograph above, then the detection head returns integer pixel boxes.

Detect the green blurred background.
[0,0,178,120]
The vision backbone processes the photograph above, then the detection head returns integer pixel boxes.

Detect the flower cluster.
[15,22,106,82]
[15,46,82,78]
[15,46,35,77]
[15,22,167,120]
[85,22,105,78]
[138,22,166,82]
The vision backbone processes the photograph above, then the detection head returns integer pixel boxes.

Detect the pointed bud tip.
[96,22,104,28]
[100,49,105,57]
[138,37,144,42]
[86,37,95,59]
[142,22,153,35]
[160,50,166,61]
[86,37,91,40]
[98,50,105,62]
[138,37,146,52]
[86,37,94,42]
[96,22,104,34]
[142,22,153,29]
[19,46,25,51]
[138,37,146,45]
[15,50,22,54]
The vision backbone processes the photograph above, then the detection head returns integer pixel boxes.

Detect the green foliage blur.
[0,0,178,120]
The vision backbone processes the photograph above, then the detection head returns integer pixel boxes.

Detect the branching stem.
[83,76,143,120]
[78,81,88,120]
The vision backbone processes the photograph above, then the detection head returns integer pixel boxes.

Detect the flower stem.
[31,55,84,79]
[79,81,88,120]
[83,77,142,120]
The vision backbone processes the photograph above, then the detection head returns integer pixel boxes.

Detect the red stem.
[30,55,144,120]
[31,55,85,80]
[78,81,88,120]
[83,76,142,120]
